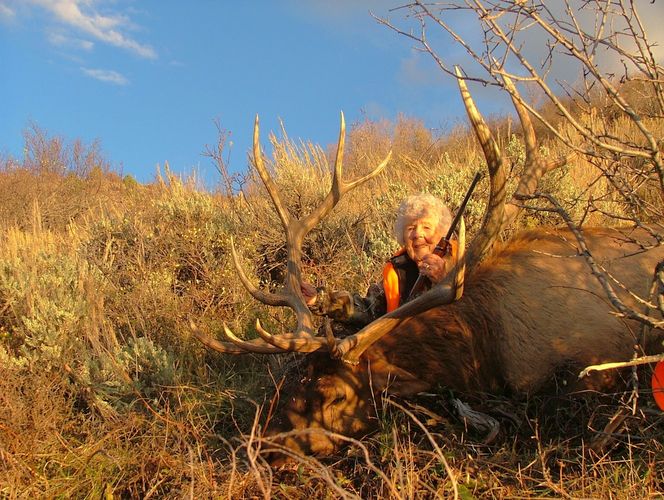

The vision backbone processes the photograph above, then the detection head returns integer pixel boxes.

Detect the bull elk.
[193,70,664,461]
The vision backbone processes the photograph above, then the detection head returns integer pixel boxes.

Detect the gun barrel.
[444,171,482,241]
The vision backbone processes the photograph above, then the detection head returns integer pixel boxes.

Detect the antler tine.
[500,74,574,228]
[255,319,329,353]
[190,321,287,354]
[253,115,291,230]
[301,112,392,234]
[455,66,507,270]
[221,322,292,353]
[342,151,392,192]
[332,111,346,195]
[335,112,392,192]
[229,236,290,307]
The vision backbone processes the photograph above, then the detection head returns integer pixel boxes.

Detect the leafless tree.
[377,0,663,368]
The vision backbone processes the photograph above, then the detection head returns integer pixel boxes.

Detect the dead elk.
[192,73,664,462]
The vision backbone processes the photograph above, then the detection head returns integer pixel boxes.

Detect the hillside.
[1,102,662,497]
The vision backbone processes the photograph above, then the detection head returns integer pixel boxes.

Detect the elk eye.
[331,393,346,405]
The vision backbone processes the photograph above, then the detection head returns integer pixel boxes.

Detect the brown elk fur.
[264,226,663,459]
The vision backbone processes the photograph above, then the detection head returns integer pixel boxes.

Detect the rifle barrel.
[406,171,482,302]
[444,171,482,241]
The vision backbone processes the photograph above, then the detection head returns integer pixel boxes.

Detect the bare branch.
[579,353,664,379]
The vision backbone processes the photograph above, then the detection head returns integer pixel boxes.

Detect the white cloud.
[398,51,446,87]
[285,0,403,41]
[0,2,15,21]
[47,29,94,50]
[81,67,129,85]
[361,100,390,121]
[30,0,157,59]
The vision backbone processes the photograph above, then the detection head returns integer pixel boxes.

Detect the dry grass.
[181,388,663,499]
[0,103,662,498]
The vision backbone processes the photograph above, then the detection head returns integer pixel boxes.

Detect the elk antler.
[500,74,575,228]
[190,321,286,354]
[456,66,508,270]
[194,113,391,354]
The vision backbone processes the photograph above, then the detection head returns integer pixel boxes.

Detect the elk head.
[192,69,571,462]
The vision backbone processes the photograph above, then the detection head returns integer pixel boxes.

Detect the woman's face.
[403,212,445,262]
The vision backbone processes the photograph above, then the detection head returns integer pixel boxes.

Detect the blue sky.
[2,1,662,188]
[1,1,471,187]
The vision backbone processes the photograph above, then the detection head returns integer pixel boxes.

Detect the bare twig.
[579,353,664,379]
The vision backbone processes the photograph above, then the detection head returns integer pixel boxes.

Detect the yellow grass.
[0,107,662,497]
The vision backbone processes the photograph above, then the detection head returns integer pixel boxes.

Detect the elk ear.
[367,357,430,397]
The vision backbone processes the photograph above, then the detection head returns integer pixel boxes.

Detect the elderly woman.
[302,193,458,326]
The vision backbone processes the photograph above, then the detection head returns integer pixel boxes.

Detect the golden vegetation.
[0,107,662,498]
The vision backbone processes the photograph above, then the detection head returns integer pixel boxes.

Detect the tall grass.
[0,106,662,497]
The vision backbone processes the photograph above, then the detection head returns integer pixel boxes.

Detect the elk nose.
[262,434,307,467]
[264,449,294,467]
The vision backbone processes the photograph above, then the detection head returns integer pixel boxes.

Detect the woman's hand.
[418,253,449,283]
[300,282,318,306]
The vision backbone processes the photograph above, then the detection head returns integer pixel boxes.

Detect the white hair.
[394,193,452,246]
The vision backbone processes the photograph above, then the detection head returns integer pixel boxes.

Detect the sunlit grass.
[0,103,662,497]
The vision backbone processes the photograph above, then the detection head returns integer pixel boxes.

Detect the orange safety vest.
[382,248,406,313]
[382,241,458,313]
